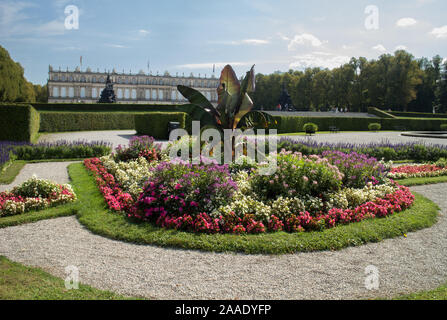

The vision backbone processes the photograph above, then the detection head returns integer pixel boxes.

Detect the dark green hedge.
[34,103,215,133]
[39,112,135,132]
[273,115,447,133]
[388,111,447,119]
[135,112,190,139]
[0,104,40,142]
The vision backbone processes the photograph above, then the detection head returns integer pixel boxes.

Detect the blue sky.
[0,0,446,84]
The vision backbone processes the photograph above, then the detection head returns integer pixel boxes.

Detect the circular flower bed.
[84,138,416,235]
[0,176,77,217]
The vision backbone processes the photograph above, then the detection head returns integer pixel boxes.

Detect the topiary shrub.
[303,122,318,135]
[441,124,447,131]
[368,123,381,131]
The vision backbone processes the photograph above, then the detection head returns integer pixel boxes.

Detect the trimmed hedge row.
[272,115,447,133]
[134,112,190,139]
[39,112,135,132]
[367,107,396,119]
[0,104,40,142]
[34,103,215,133]
[388,111,447,119]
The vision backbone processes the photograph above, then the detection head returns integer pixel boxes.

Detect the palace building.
[47,66,219,104]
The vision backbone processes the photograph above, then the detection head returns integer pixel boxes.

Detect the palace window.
[158,89,163,100]
[61,75,66,82]
[152,89,157,100]
[145,89,150,100]
[117,89,123,99]
[61,87,66,97]
[171,90,176,101]
[81,76,86,82]
[52,87,59,97]
[92,88,97,98]
[53,75,58,81]
[68,87,74,98]
[124,89,130,99]
[69,76,73,82]
[131,89,137,100]
[80,87,86,98]
[92,77,96,83]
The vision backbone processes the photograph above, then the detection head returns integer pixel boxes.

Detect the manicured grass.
[392,282,447,300]
[0,202,77,229]
[0,256,134,300]
[396,176,447,187]
[69,163,440,255]
[0,160,26,184]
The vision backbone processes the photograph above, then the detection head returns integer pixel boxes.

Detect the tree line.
[254,50,447,113]
[0,45,47,103]
[2,44,446,113]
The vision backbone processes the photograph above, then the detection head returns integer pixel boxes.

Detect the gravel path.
[0,170,445,299]
[282,131,447,146]
[0,161,79,192]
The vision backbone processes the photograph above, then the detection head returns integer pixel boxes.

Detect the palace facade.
[47,66,219,104]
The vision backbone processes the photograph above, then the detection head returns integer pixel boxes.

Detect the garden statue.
[278,84,295,111]
[98,74,117,103]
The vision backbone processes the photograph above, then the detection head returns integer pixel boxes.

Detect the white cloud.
[241,39,269,45]
[288,33,325,50]
[430,25,447,38]
[289,52,350,70]
[0,1,35,26]
[396,18,417,27]
[36,19,65,36]
[277,32,290,41]
[395,45,408,50]
[209,39,269,46]
[372,44,387,52]
[105,44,129,48]
[138,29,150,36]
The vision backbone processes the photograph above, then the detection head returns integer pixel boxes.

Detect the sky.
[0,0,446,85]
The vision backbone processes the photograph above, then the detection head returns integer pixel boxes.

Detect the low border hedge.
[388,111,447,119]
[272,115,447,133]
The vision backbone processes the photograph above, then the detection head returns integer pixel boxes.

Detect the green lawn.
[0,256,135,300]
[391,282,447,300]
[69,162,440,255]
[396,175,447,186]
[0,160,26,184]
